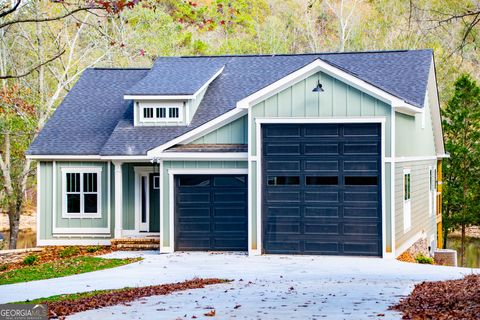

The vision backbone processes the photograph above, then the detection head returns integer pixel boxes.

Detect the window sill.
[62,213,102,219]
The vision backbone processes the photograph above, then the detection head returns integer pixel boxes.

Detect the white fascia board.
[437,153,450,159]
[192,66,225,99]
[123,66,224,101]
[124,94,194,100]
[147,108,247,155]
[157,152,247,160]
[26,155,152,161]
[236,58,422,115]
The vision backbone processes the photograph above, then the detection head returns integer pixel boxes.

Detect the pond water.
[447,237,480,268]
[0,229,36,250]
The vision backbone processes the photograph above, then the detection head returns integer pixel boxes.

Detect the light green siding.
[395,160,437,251]
[160,160,248,247]
[249,71,393,251]
[395,96,436,157]
[38,161,112,240]
[190,115,248,144]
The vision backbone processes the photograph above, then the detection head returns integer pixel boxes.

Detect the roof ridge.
[169,49,431,59]
[91,67,151,70]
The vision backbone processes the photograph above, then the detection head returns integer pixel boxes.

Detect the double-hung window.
[62,168,102,218]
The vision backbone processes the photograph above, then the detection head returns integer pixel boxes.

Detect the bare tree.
[323,0,363,52]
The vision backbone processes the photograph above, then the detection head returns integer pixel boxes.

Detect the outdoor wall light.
[312,80,324,92]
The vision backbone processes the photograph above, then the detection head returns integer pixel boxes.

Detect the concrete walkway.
[0,251,476,319]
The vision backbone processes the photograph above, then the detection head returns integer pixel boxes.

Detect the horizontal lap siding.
[395,160,437,251]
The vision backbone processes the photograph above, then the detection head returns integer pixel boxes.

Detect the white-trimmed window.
[140,105,182,122]
[403,169,411,232]
[62,167,102,218]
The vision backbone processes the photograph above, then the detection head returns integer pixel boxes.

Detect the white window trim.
[140,105,184,123]
[403,169,411,232]
[61,167,102,219]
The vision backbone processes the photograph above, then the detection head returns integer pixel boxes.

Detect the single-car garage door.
[175,175,248,251]
[262,123,382,256]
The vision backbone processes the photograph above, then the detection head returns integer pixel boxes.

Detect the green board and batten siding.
[38,161,113,240]
[248,71,393,252]
[190,115,248,144]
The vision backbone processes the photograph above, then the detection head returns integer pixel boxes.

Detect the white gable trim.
[124,66,225,101]
[236,58,421,115]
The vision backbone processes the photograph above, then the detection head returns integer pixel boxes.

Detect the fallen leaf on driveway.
[204,309,216,316]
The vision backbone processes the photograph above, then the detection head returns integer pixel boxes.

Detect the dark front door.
[262,123,382,256]
[149,173,160,232]
[175,175,248,251]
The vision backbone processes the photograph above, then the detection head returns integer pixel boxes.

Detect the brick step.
[111,238,160,251]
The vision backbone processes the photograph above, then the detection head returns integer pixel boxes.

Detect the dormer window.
[137,102,183,124]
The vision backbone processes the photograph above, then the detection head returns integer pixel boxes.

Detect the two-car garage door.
[262,123,382,256]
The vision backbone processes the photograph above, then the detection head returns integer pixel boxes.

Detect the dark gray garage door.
[262,123,382,256]
[175,175,248,251]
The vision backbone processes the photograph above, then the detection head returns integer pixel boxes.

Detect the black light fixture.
[312,80,324,93]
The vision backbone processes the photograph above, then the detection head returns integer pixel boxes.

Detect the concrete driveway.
[0,251,476,319]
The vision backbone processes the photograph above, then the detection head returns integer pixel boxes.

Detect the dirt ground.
[0,213,36,232]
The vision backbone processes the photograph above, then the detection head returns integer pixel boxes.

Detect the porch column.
[113,161,123,239]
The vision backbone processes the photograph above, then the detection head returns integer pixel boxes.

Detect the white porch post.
[113,161,123,239]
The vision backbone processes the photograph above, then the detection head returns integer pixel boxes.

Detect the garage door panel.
[178,221,210,232]
[304,224,339,235]
[344,207,378,218]
[213,191,247,203]
[266,160,301,172]
[304,160,339,172]
[304,207,339,218]
[175,175,248,251]
[344,160,378,172]
[343,143,379,155]
[304,124,339,137]
[343,123,380,137]
[267,222,300,234]
[263,123,381,256]
[178,192,210,203]
[344,191,378,202]
[343,242,380,255]
[264,126,301,137]
[265,144,300,155]
[266,206,301,218]
[304,144,339,155]
[266,191,301,202]
[304,191,339,202]
[343,223,379,236]
[304,242,339,253]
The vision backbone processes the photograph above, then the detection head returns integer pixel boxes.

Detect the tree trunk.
[460,224,466,267]
[7,207,20,249]
[443,226,448,249]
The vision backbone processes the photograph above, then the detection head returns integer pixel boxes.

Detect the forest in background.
[1,0,480,252]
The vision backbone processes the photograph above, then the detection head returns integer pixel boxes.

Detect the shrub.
[86,246,101,253]
[59,246,80,258]
[0,264,7,271]
[415,253,434,264]
[23,254,38,265]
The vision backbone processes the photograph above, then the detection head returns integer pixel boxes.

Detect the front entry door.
[139,173,160,232]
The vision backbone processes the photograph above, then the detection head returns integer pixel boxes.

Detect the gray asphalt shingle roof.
[125,57,227,95]
[27,50,433,156]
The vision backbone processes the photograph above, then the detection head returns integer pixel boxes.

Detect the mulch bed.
[390,274,480,319]
[47,278,229,319]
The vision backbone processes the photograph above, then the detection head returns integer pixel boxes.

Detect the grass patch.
[11,278,230,318]
[14,289,122,304]
[0,256,141,285]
